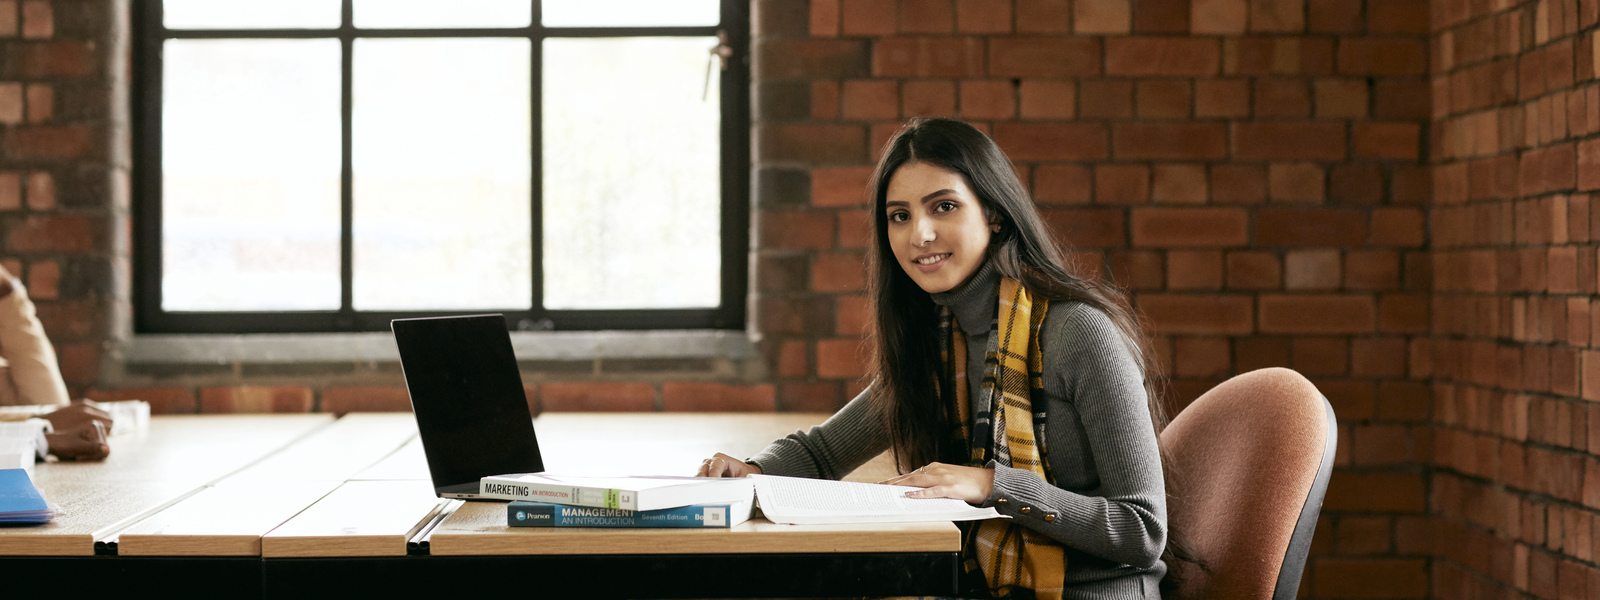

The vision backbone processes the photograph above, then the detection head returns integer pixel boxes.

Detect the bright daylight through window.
[144,0,743,332]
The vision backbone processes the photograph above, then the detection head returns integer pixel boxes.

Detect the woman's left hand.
[879,462,994,504]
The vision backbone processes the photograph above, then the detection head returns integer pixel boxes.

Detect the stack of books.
[0,468,57,524]
[478,473,756,529]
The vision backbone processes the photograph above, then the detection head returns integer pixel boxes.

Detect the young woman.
[699,118,1171,600]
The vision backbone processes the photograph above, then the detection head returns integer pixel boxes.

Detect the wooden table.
[0,412,961,599]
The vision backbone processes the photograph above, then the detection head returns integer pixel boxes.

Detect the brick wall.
[1430,0,1600,597]
[754,1,1431,596]
[23,1,1600,598]
[0,0,123,402]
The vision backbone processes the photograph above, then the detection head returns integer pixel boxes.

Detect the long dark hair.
[864,118,1198,585]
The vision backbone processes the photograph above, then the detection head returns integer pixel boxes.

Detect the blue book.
[0,468,54,524]
[507,499,753,528]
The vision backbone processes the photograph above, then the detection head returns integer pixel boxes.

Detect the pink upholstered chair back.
[1160,368,1336,600]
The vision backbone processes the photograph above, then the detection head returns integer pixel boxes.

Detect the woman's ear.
[989,222,1001,233]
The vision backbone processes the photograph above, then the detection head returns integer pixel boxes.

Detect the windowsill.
[118,330,755,365]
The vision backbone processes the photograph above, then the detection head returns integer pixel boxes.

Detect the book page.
[752,474,1002,525]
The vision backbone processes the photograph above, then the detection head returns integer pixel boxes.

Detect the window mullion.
[339,0,355,325]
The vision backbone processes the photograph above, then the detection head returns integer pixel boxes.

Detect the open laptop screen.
[392,314,543,497]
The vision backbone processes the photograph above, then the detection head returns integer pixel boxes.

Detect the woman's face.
[884,161,993,294]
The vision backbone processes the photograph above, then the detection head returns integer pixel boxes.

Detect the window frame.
[132,0,750,334]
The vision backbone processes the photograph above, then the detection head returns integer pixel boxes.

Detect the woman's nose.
[914,220,935,245]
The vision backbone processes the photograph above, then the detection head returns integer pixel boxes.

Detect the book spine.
[478,477,639,509]
[507,502,736,528]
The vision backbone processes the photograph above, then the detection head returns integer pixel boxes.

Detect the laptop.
[392,314,544,499]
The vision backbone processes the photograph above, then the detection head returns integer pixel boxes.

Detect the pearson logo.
[516,511,526,521]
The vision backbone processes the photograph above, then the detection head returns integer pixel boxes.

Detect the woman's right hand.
[696,452,763,478]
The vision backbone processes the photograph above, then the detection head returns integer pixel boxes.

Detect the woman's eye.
[936,201,957,212]
[888,212,908,223]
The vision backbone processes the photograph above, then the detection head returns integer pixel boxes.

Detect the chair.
[1160,367,1337,600]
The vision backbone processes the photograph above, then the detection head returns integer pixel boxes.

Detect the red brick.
[812,167,874,207]
[989,37,1101,78]
[1132,0,1188,33]
[1292,337,1348,375]
[776,339,809,377]
[811,252,866,292]
[85,387,197,415]
[1106,37,1220,76]
[1285,250,1340,290]
[1211,165,1266,204]
[1015,0,1071,33]
[1172,336,1229,377]
[1372,207,1426,247]
[841,80,898,119]
[1315,78,1368,118]
[0,173,18,210]
[835,294,869,336]
[1137,294,1255,334]
[1034,164,1091,204]
[759,124,866,162]
[1249,0,1304,32]
[1227,251,1281,289]
[1167,250,1223,290]
[1131,207,1249,247]
[756,39,869,79]
[8,215,99,252]
[1259,294,1376,333]
[780,382,842,412]
[1151,165,1206,204]
[1344,250,1399,290]
[1135,80,1190,119]
[1268,163,1324,203]
[955,0,1012,32]
[1354,122,1421,160]
[1255,78,1310,118]
[1336,516,1395,554]
[1095,164,1149,204]
[1312,558,1428,597]
[1080,80,1133,118]
[1041,208,1126,247]
[542,382,655,411]
[1195,79,1250,118]
[1191,0,1246,34]
[19,41,93,78]
[1582,138,1600,191]
[811,0,841,36]
[3,125,90,159]
[902,79,956,117]
[1232,122,1346,160]
[25,260,57,300]
[840,0,897,35]
[763,212,839,253]
[1308,0,1361,33]
[1338,39,1428,76]
[816,338,870,378]
[959,79,1015,119]
[1113,123,1227,160]
[1374,78,1430,119]
[1329,164,1382,204]
[1018,80,1074,119]
[810,81,840,120]
[1109,250,1164,290]
[1075,0,1131,33]
[873,36,985,77]
[1256,208,1368,246]
[200,386,313,414]
[662,382,776,412]
[838,208,872,249]
[900,0,955,33]
[1324,472,1426,512]
[25,171,52,210]
[992,122,1108,161]
[320,386,412,415]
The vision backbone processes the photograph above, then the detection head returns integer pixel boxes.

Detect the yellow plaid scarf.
[942,277,1066,600]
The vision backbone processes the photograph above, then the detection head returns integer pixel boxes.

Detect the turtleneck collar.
[930,259,1000,337]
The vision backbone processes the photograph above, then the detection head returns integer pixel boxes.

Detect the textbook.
[479,473,755,511]
[0,468,56,524]
[751,474,1003,526]
[507,499,754,528]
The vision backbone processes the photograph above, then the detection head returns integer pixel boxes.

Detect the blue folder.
[0,468,53,524]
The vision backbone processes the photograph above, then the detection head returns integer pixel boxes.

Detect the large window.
[134,0,748,333]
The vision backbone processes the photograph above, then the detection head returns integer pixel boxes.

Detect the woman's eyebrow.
[919,189,958,203]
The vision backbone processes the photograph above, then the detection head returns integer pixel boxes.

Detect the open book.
[751,474,1004,525]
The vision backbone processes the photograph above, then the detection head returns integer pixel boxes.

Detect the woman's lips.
[910,253,950,272]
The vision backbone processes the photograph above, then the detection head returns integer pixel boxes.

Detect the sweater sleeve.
[746,384,891,480]
[981,304,1168,569]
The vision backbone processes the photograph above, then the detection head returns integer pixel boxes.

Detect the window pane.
[354,0,531,29]
[163,40,341,312]
[543,38,720,310]
[353,39,533,311]
[164,0,340,30]
[541,0,719,27]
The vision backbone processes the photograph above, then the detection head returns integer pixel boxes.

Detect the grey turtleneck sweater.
[749,261,1167,599]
